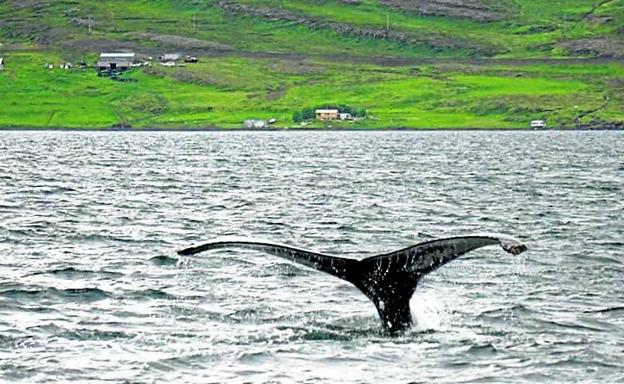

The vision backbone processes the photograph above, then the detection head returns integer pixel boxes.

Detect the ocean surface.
[0,131,622,383]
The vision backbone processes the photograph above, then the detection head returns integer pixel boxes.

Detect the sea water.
[1,130,622,383]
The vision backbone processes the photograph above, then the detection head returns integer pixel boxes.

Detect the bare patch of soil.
[126,32,234,51]
[576,118,624,130]
[36,27,72,46]
[70,17,103,29]
[9,0,51,10]
[0,18,48,41]
[217,1,504,56]
[0,2,51,41]
[581,0,617,21]
[59,38,143,55]
[377,0,511,22]
[266,84,288,101]
[560,38,624,58]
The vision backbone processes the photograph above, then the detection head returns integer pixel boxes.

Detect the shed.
[0,58,4,71]
[339,113,353,121]
[244,119,268,129]
[159,53,182,62]
[97,53,135,73]
[315,109,339,120]
[531,120,546,129]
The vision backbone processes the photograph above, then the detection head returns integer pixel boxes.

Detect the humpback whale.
[178,234,527,333]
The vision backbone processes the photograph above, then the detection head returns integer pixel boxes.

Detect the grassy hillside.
[0,0,623,129]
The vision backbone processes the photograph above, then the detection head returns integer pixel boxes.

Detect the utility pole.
[110,11,116,32]
[560,0,566,38]
[88,15,92,34]
[386,12,390,31]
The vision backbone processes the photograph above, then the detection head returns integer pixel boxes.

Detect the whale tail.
[353,235,527,331]
[177,238,360,281]
[177,234,526,332]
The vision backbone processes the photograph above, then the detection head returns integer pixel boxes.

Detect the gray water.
[0,131,622,383]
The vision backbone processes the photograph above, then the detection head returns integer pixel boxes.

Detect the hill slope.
[0,0,623,129]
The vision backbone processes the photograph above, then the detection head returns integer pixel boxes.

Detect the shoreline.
[0,126,622,132]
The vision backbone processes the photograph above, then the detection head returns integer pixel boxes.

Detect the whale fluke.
[177,234,527,332]
[177,238,359,281]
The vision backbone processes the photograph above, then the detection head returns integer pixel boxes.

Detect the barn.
[97,53,135,73]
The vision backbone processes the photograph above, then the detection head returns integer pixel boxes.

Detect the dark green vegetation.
[0,0,622,129]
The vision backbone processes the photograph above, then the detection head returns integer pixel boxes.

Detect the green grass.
[0,0,622,129]
[2,0,622,59]
[1,51,621,129]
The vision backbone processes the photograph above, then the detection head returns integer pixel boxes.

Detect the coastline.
[1,126,622,132]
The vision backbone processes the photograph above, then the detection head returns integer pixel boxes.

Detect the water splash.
[410,290,448,332]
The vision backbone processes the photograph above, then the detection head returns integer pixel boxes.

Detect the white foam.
[410,290,448,332]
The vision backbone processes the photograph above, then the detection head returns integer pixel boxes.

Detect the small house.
[97,53,135,73]
[531,120,546,129]
[315,109,339,120]
[159,53,181,67]
[0,58,4,71]
[339,113,353,121]
[159,53,182,62]
[244,119,268,129]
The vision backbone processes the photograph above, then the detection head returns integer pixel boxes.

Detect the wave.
[124,289,204,301]
[149,255,179,266]
[301,328,354,341]
[29,186,78,195]
[27,267,123,279]
[237,350,273,363]
[0,287,111,302]
[272,319,388,342]
[126,288,176,300]
[0,334,42,349]
[584,306,624,314]
[1,286,205,304]
[466,343,498,356]
[147,353,221,372]
[478,304,532,317]
[537,318,611,332]
[23,322,134,341]
[62,328,134,341]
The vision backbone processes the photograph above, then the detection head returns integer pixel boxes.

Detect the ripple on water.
[26,267,123,279]
[0,131,622,383]
[0,287,111,303]
[149,255,179,266]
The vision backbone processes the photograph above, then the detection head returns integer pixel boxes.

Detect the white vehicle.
[531,120,546,129]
